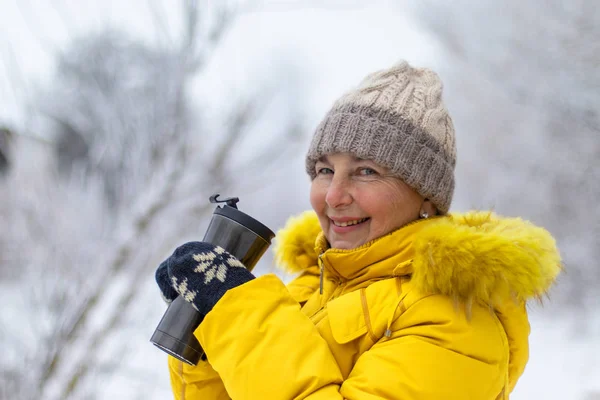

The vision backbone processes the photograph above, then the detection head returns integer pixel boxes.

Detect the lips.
[331,217,370,227]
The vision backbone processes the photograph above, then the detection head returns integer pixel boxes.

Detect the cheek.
[361,184,403,214]
[365,183,420,228]
[310,182,330,232]
[364,195,396,227]
[309,181,325,212]
[386,189,421,222]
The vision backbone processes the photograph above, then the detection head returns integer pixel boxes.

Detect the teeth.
[333,218,367,227]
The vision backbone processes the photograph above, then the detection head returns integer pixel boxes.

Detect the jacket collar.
[274,210,562,305]
[315,218,434,284]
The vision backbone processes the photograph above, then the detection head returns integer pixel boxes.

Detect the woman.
[156,61,561,399]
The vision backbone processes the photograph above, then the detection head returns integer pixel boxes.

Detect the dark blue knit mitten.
[157,241,255,316]
[155,259,179,304]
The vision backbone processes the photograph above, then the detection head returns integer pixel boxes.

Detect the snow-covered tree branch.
[0,1,304,399]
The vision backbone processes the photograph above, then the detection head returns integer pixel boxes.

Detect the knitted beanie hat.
[306,61,457,214]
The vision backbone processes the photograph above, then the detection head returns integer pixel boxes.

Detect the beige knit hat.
[306,61,457,214]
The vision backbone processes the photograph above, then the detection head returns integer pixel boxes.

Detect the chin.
[329,238,363,250]
[332,243,353,250]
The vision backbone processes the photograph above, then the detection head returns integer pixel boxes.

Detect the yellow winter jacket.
[168,211,561,399]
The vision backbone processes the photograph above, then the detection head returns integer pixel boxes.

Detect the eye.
[316,167,333,175]
[358,167,378,176]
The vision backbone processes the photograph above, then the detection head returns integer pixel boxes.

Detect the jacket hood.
[273,210,562,306]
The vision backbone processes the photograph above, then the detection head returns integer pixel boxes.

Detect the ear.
[420,199,438,217]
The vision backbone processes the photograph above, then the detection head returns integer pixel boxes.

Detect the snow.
[1,1,598,399]
[513,309,600,399]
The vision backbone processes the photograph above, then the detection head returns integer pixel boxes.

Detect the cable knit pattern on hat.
[306,61,456,213]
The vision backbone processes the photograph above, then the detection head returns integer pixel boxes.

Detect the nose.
[325,175,352,209]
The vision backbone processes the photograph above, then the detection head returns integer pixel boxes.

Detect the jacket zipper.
[318,254,324,295]
[317,253,349,311]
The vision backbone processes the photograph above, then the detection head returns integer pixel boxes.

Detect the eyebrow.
[317,155,369,163]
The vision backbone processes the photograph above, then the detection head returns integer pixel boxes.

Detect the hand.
[155,242,255,316]
[155,258,179,304]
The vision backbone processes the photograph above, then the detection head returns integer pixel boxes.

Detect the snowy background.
[1,1,598,399]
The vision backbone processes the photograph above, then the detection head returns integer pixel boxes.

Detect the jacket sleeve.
[166,268,320,400]
[284,265,320,305]
[168,355,230,400]
[196,274,343,399]
[195,274,506,399]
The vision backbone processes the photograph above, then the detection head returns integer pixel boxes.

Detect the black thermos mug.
[150,194,275,365]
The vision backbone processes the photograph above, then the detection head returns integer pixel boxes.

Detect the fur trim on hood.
[273,211,561,304]
[273,210,322,274]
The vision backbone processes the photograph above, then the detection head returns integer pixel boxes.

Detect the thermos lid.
[210,194,275,243]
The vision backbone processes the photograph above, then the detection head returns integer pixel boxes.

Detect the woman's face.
[310,152,424,250]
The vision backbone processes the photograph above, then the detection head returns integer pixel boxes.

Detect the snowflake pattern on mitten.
[193,246,246,283]
[162,242,255,316]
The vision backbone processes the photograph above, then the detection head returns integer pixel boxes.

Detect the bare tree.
[407,0,600,309]
[0,127,12,175]
[0,1,304,399]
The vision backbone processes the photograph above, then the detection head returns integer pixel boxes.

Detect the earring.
[420,211,429,219]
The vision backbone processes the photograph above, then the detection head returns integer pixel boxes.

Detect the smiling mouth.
[331,218,370,227]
